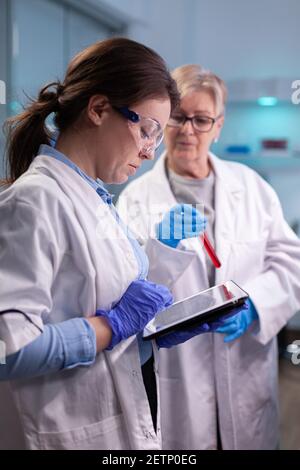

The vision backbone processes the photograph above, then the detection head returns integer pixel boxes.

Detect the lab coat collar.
[149,150,244,206]
[208,152,244,195]
[37,144,113,204]
[147,151,176,208]
[147,150,245,281]
[29,154,106,211]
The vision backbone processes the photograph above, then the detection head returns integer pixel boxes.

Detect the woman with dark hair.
[0,37,192,450]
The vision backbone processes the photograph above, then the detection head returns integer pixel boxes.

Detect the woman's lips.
[128,164,139,174]
[177,141,194,146]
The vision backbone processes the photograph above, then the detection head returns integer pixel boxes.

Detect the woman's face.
[96,97,171,184]
[164,90,224,175]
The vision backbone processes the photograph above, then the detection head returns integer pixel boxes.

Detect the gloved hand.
[156,203,207,249]
[156,314,228,349]
[156,323,210,348]
[156,301,257,348]
[215,299,258,343]
[96,279,173,350]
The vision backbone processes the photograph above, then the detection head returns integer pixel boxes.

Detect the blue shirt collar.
[38,144,113,204]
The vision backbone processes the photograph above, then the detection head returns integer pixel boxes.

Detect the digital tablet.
[142,280,249,340]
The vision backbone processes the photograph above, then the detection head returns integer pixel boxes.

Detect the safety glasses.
[114,106,164,152]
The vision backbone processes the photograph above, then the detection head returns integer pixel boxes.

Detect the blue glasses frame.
[113,106,140,123]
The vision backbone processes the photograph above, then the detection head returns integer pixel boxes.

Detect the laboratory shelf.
[220,155,300,172]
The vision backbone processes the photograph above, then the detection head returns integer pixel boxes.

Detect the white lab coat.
[0,155,161,450]
[117,151,300,450]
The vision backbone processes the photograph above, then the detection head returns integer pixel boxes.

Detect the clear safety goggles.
[114,106,164,154]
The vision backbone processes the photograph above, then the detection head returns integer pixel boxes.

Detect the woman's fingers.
[223,327,244,343]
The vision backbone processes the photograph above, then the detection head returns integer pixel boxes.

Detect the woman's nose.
[181,119,194,134]
[139,141,156,160]
[140,150,155,161]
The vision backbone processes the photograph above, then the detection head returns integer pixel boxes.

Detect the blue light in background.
[9,100,23,114]
[257,96,278,106]
[213,102,299,157]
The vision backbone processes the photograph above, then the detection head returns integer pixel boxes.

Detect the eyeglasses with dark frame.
[167,113,221,133]
[113,106,164,150]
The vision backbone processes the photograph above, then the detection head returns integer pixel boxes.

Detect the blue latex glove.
[96,280,173,350]
[156,314,230,349]
[156,302,256,349]
[215,299,259,342]
[157,322,211,348]
[156,203,207,249]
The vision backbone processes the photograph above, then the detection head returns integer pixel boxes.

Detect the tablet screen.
[143,280,248,339]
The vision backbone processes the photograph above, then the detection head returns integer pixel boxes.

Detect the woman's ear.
[214,114,224,142]
[87,95,110,125]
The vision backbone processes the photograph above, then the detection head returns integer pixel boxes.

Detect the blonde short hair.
[171,64,227,115]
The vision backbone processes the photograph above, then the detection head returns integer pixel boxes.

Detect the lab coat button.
[126,252,135,263]
[143,429,152,439]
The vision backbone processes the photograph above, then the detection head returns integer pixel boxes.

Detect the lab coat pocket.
[31,413,130,450]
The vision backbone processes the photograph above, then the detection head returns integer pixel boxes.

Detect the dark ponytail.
[3,82,62,183]
[4,38,179,183]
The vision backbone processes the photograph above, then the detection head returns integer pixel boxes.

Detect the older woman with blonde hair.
[118,64,300,449]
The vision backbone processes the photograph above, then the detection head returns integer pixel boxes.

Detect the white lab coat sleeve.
[243,195,300,346]
[0,199,62,355]
[144,237,197,289]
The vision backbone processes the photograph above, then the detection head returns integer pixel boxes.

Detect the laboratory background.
[0,0,300,450]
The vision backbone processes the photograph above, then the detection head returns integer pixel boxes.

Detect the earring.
[214,137,218,143]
